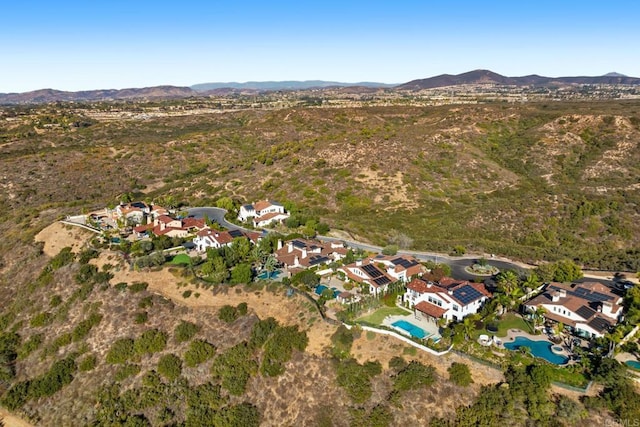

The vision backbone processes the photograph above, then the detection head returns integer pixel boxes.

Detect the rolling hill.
[396,69,640,90]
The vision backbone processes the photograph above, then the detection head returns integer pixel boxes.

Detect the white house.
[238,200,289,227]
[404,278,492,323]
[339,259,395,296]
[369,254,425,283]
[524,282,622,338]
[275,239,347,269]
[193,228,261,252]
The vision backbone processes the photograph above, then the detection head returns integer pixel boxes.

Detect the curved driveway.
[187,207,616,287]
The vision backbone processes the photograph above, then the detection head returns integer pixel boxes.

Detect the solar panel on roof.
[373,276,391,286]
[362,264,383,278]
[588,317,612,333]
[452,285,483,305]
[575,305,596,320]
[292,240,306,248]
[229,229,244,238]
[309,256,329,266]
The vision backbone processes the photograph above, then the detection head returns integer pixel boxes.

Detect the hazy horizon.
[2,0,639,92]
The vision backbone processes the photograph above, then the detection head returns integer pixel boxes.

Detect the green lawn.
[357,306,411,325]
[170,254,192,265]
[492,313,533,337]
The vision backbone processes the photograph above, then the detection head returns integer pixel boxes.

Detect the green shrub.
[134,329,168,355]
[49,247,75,270]
[106,338,135,364]
[18,334,43,359]
[71,313,103,341]
[49,295,63,308]
[157,354,182,380]
[135,312,148,324]
[115,364,141,381]
[174,320,200,343]
[138,296,154,309]
[30,312,53,328]
[393,360,435,392]
[78,354,97,371]
[128,282,149,293]
[114,282,128,292]
[218,305,238,323]
[448,362,473,387]
[184,339,216,367]
[336,359,382,403]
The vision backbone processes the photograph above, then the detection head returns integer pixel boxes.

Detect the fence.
[342,323,452,356]
[551,380,592,394]
[60,219,101,234]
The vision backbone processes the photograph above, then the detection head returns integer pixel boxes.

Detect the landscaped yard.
[491,313,533,337]
[357,306,411,325]
[170,254,192,265]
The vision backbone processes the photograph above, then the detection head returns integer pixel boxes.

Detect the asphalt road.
[187,207,618,287]
[186,207,243,231]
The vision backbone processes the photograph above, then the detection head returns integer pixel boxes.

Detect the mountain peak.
[603,72,627,77]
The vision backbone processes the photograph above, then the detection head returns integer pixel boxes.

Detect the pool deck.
[383,314,441,340]
[503,329,572,362]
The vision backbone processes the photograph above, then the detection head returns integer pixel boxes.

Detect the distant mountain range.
[1,71,639,104]
[190,80,396,91]
[396,69,640,90]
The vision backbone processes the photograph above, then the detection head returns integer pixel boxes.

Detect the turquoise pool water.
[504,337,569,365]
[626,360,640,370]
[257,271,280,280]
[391,320,427,339]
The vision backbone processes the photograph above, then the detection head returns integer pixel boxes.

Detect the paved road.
[187,207,245,231]
[187,207,618,287]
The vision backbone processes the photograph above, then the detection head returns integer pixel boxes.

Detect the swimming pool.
[257,271,280,280]
[626,360,640,370]
[391,320,427,339]
[504,337,569,365]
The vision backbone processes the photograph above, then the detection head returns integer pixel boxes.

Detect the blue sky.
[1,1,639,92]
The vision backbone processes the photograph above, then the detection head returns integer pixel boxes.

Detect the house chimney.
[294,255,299,266]
[287,242,293,253]
[558,289,567,298]
[356,259,362,267]
[302,248,307,259]
[601,301,613,316]
[551,291,560,303]
[277,240,283,250]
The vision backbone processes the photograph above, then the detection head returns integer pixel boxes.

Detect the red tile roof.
[182,217,205,229]
[415,301,448,319]
[254,211,285,223]
[253,200,273,211]
[156,215,174,224]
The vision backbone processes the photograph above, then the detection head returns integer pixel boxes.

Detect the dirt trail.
[0,408,34,427]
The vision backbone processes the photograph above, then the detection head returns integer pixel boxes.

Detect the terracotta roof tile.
[415,301,448,318]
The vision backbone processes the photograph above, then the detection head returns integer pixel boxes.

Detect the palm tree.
[462,316,477,341]
[494,293,512,317]
[533,306,546,328]
[523,272,542,292]
[263,255,278,274]
[496,270,520,296]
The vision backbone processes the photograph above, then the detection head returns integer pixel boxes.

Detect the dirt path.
[34,221,93,256]
[0,408,33,427]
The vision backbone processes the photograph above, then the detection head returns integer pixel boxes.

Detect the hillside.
[0,99,636,425]
[396,69,640,90]
[2,100,639,270]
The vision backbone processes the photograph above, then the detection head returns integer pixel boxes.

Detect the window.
[453,305,459,311]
